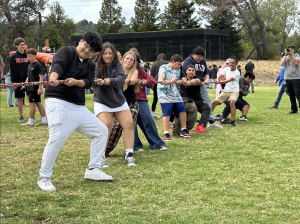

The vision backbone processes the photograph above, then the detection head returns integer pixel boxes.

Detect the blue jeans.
[5,76,18,105]
[134,100,166,150]
[274,84,287,107]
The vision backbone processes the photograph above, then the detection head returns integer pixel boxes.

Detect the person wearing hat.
[281,44,300,114]
[245,59,255,93]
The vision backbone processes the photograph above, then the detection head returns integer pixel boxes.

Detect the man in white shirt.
[211,57,240,126]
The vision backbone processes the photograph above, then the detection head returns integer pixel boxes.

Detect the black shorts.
[15,87,26,98]
[27,91,41,103]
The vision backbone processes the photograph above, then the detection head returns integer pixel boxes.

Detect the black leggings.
[151,84,158,112]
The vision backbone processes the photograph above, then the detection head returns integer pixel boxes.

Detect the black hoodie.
[10,50,29,83]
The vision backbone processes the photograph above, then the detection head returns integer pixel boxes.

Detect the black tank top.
[123,85,137,104]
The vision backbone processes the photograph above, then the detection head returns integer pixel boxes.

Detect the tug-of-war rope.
[0,80,215,89]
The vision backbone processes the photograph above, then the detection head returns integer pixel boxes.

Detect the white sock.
[125,148,133,155]
[164,131,169,134]
[28,118,34,125]
[42,117,48,124]
[181,127,186,131]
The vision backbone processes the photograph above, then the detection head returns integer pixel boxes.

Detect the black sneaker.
[220,118,231,124]
[163,133,171,141]
[18,116,24,122]
[231,120,238,127]
[8,104,14,107]
[180,129,191,138]
[287,111,299,114]
[239,115,248,121]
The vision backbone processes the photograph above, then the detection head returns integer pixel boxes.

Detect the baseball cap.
[287,44,295,49]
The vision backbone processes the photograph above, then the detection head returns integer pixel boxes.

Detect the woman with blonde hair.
[216,58,231,97]
[93,45,139,166]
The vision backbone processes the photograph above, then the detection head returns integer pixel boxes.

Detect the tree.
[97,0,125,34]
[43,24,64,50]
[160,0,198,30]
[44,2,77,46]
[130,0,160,32]
[77,20,97,36]
[207,10,244,59]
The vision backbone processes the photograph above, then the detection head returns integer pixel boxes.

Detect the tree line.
[1,0,300,60]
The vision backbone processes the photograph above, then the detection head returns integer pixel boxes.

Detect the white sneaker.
[37,177,56,191]
[207,122,223,128]
[84,168,113,181]
[125,152,136,166]
[151,111,160,118]
[136,149,144,152]
[158,146,168,151]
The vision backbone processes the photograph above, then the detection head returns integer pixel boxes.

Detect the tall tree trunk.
[248,0,268,58]
[232,0,264,59]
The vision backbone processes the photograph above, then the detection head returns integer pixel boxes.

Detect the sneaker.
[195,124,206,133]
[37,177,56,191]
[8,104,14,107]
[220,119,231,124]
[207,122,223,128]
[125,152,136,166]
[101,158,109,168]
[20,122,33,126]
[36,122,48,126]
[84,168,113,181]
[180,129,191,138]
[14,104,18,107]
[18,116,24,122]
[136,148,144,152]
[268,105,278,109]
[239,115,248,121]
[231,120,238,126]
[287,111,299,114]
[163,133,171,141]
[33,118,36,123]
[158,146,167,151]
[151,111,160,118]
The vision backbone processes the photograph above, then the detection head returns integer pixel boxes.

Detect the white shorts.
[94,101,129,116]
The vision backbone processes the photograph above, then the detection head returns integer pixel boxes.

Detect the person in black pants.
[150,53,168,118]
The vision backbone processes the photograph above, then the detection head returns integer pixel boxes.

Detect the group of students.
[5,31,256,192]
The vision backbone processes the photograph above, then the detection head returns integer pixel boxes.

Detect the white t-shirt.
[221,67,240,92]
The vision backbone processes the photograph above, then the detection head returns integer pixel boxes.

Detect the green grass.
[1,86,300,223]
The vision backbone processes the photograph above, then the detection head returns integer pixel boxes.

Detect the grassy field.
[0,86,300,223]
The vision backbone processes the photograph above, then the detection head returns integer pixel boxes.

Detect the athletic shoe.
[84,168,113,181]
[101,158,109,168]
[239,115,248,121]
[37,177,56,191]
[136,148,144,152]
[220,119,231,124]
[207,122,223,128]
[18,116,24,122]
[195,124,206,133]
[180,129,191,138]
[163,133,171,141]
[287,111,299,114]
[158,146,167,151]
[14,104,18,107]
[268,105,278,109]
[231,120,238,126]
[125,152,136,166]
[8,104,14,107]
[36,122,48,126]
[20,122,33,126]
[151,111,160,118]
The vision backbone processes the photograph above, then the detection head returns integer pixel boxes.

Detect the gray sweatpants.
[200,84,214,121]
[39,98,108,178]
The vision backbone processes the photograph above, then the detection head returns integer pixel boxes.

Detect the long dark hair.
[3,56,10,75]
[94,42,119,79]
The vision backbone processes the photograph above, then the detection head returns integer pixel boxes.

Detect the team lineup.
[2,31,300,192]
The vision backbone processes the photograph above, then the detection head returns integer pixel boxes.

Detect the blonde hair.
[122,51,139,92]
[223,58,231,68]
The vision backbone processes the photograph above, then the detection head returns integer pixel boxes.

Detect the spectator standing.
[10,37,30,122]
[281,44,300,114]
[3,56,18,107]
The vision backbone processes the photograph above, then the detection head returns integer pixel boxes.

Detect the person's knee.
[229,100,235,106]
[122,119,134,130]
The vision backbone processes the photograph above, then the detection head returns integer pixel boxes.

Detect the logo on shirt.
[195,64,205,72]
[15,58,29,63]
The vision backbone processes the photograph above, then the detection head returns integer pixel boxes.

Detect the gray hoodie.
[93,61,127,108]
